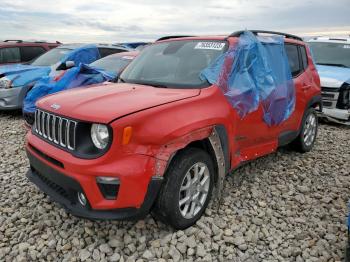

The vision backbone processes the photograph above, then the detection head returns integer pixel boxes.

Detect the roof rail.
[156,35,194,42]
[229,30,303,41]
[4,40,23,43]
[3,39,61,44]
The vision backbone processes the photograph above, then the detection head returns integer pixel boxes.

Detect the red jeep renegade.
[25,30,321,229]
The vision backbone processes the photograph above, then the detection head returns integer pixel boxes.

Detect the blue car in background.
[308,37,350,125]
[0,43,130,110]
[23,51,139,125]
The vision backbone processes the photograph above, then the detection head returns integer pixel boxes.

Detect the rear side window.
[20,46,46,62]
[98,48,124,58]
[300,46,308,69]
[0,47,21,63]
[285,44,302,77]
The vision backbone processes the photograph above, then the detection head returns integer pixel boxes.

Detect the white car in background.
[308,36,350,125]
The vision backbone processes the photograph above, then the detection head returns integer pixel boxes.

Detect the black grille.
[34,168,71,201]
[321,93,336,99]
[28,144,64,168]
[323,101,333,107]
[321,87,339,109]
[34,109,77,150]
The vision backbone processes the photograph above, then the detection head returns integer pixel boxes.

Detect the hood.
[0,64,51,88]
[37,83,201,123]
[316,65,350,89]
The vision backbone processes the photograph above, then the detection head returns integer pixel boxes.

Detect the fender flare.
[154,124,230,198]
[208,125,230,198]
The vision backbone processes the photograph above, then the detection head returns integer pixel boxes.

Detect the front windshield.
[31,48,71,66]
[120,40,227,88]
[309,42,350,68]
[90,55,133,73]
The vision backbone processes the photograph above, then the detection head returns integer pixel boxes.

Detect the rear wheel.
[153,148,214,229]
[292,107,318,152]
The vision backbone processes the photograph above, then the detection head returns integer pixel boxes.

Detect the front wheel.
[291,107,318,152]
[153,148,214,229]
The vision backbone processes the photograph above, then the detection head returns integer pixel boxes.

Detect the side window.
[300,46,308,69]
[20,46,46,62]
[0,47,21,63]
[285,44,302,77]
[98,48,124,58]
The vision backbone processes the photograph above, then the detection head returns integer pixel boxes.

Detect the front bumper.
[319,108,350,125]
[26,144,163,220]
[0,87,22,110]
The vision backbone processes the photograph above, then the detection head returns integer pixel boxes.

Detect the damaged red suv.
[25,30,321,229]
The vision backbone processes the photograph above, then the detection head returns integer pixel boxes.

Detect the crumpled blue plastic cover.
[0,64,51,88]
[0,44,101,88]
[23,63,114,113]
[62,44,101,67]
[201,31,295,126]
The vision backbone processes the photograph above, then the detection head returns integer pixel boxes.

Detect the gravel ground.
[0,111,349,262]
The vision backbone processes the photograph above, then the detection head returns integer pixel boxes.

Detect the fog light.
[77,192,87,206]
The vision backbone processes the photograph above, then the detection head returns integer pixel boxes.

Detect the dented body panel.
[25,34,321,220]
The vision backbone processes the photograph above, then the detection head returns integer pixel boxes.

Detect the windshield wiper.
[118,77,126,83]
[149,83,169,88]
[317,63,349,68]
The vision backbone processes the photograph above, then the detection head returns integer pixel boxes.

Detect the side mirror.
[65,61,75,69]
[57,60,75,71]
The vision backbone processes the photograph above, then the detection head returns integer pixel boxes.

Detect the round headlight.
[91,124,110,149]
[0,77,12,89]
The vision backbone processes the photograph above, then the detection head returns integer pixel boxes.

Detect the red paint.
[26,36,321,211]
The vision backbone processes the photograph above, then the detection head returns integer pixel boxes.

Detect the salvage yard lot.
[0,112,349,262]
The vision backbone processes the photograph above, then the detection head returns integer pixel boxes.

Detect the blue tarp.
[0,44,101,88]
[0,64,51,88]
[23,64,114,113]
[62,44,101,67]
[201,31,295,126]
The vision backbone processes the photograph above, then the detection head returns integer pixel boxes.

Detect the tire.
[291,107,318,153]
[153,147,215,229]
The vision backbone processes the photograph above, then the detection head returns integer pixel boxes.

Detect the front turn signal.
[122,126,133,145]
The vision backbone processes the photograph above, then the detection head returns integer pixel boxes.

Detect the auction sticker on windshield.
[195,42,225,50]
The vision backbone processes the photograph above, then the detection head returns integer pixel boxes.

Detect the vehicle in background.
[308,37,350,125]
[23,51,139,125]
[0,40,60,65]
[115,42,149,49]
[89,51,138,77]
[25,31,321,229]
[0,44,131,110]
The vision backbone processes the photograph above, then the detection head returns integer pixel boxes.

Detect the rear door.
[0,47,21,64]
[284,43,309,129]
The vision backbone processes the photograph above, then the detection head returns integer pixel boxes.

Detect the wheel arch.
[157,125,230,198]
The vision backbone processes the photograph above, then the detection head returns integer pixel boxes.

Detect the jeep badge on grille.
[51,103,61,110]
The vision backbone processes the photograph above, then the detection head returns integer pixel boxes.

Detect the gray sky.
[0,0,349,43]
